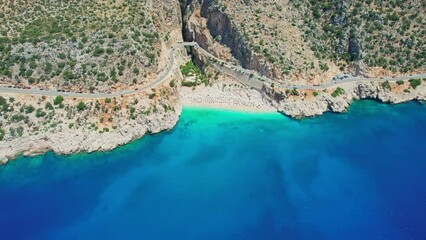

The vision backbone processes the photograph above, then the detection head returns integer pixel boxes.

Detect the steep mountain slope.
[182,0,425,84]
[292,0,426,75]
[0,0,182,92]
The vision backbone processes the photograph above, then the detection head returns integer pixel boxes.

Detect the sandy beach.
[180,80,277,113]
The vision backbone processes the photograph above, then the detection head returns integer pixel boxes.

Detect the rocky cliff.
[0,82,183,164]
[181,0,425,84]
[182,0,278,79]
[263,81,426,118]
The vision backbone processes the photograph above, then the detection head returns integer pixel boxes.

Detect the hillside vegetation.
[0,0,175,92]
[194,0,425,83]
[293,0,426,73]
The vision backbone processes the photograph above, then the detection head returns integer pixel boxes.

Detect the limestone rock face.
[355,82,379,99]
[0,103,182,164]
[275,99,329,118]
[182,0,278,79]
[264,81,426,119]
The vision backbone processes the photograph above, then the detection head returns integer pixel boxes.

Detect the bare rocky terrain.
[263,80,426,118]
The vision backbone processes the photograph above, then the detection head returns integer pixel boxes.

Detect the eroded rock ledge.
[264,81,425,119]
[0,85,182,165]
[0,108,181,165]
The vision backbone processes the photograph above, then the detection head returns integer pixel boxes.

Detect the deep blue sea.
[0,101,425,240]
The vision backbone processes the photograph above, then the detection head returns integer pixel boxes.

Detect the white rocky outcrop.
[0,105,181,164]
[265,81,425,118]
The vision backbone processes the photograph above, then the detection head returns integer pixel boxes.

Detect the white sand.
[180,80,277,113]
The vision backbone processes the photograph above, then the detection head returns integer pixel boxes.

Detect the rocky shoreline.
[1,78,425,165]
[0,84,183,165]
[265,81,425,118]
[0,107,181,165]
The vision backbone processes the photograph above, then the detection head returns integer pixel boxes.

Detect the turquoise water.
[0,101,425,240]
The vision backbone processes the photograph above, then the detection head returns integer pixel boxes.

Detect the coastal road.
[0,41,424,98]
[0,42,196,98]
[192,44,426,91]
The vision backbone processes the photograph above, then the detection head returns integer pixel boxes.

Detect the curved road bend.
[0,42,424,97]
[0,42,196,98]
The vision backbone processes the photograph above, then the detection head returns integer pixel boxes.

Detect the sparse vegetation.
[382,81,392,91]
[169,80,175,88]
[209,0,425,81]
[291,0,426,73]
[0,128,5,141]
[409,79,421,89]
[180,61,209,87]
[53,96,64,105]
[25,105,35,114]
[76,102,86,111]
[45,102,54,110]
[331,87,345,98]
[180,61,202,77]
[182,81,198,87]
[35,108,46,118]
[0,0,167,92]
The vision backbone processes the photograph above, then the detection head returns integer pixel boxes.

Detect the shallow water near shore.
[0,101,425,240]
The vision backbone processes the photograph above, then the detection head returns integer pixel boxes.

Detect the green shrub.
[396,80,404,85]
[44,62,53,74]
[182,81,197,87]
[16,126,24,137]
[0,128,5,141]
[35,108,46,118]
[313,91,319,97]
[180,61,201,76]
[25,105,35,114]
[11,114,26,123]
[53,96,64,105]
[409,79,421,89]
[93,47,105,57]
[331,87,345,97]
[169,80,175,88]
[133,67,139,75]
[45,102,54,110]
[381,81,392,91]
[76,101,86,111]
[57,62,66,69]
[0,96,6,106]
[63,70,78,80]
